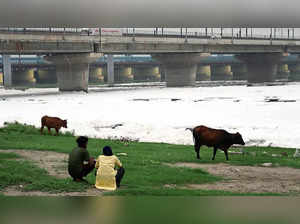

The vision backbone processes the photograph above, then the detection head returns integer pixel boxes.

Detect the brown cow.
[41,115,67,135]
[187,125,245,160]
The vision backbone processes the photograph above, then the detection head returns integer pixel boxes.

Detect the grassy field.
[0,122,299,196]
[0,152,87,194]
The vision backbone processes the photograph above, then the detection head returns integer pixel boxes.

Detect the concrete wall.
[236,53,281,83]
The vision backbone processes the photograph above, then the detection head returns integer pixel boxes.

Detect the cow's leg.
[40,125,44,134]
[47,127,51,135]
[212,147,218,160]
[55,128,59,136]
[194,143,201,159]
[224,149,229,161]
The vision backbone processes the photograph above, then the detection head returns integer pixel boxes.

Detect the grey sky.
[0,1,300,27]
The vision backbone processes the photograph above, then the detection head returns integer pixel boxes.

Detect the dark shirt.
[68,147,90,178]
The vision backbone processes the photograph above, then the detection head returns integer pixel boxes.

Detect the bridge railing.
[0,27,80,33]
[0,27,300,41]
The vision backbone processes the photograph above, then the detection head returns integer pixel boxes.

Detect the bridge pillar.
[196,65,211,81]
[276,64,290,80]
[152,53,207,87]
[133,66,160,81]
[210,64,233,81]
[89,67,104,83]
[12,68,36,85]
[231,64,247,80]
[236,53,282,83]
[287,63,300,81]
[35,68,57,84]
[107,54,114,85]
[3,55,12,87]
[159,66,166,81]
[44,53,101,91]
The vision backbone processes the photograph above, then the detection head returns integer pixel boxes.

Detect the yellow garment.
[95,155,122,191]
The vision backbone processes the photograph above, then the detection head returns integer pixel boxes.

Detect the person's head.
[76,136,88,148]
[103,146,113,156]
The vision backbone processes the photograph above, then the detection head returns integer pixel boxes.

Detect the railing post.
[99,27,102,50]
[185,27,188,43]
[133,28,135,41]
[270,27,273,45]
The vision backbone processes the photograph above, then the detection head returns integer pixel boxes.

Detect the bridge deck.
[1,32,300,54]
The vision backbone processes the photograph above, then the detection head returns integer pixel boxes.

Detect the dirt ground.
[2,149,300,195]
[0,149,102,196]
[165,162,300,194]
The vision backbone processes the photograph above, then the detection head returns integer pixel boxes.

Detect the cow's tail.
[186,127,195,144]
[185,127,193,132]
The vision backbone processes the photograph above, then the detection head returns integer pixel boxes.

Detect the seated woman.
[95,146,125,190]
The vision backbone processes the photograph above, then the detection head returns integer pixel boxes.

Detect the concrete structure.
[45,53,101,92]
[98,37,300,54]
[107,54,114,85]
[133,66,160,81]
[3,53,300,88]
[0,33,94,54]
[276,64,290,80]
[152,53,208,87]
[12,67,36,85]
[211,64,233,80]
[89,67,104,83]
[35,68,57,84]
[288,63,300,81]
[3,32,300,88]
[2,55,12,87]
[236,53,282,83]
[231,64,247,80]
[116,66,134,82]
[196,65,211,81]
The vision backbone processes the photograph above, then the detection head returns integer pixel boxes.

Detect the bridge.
[2,30,300,91]
[1,54,299,86]
[1,54,299,66]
